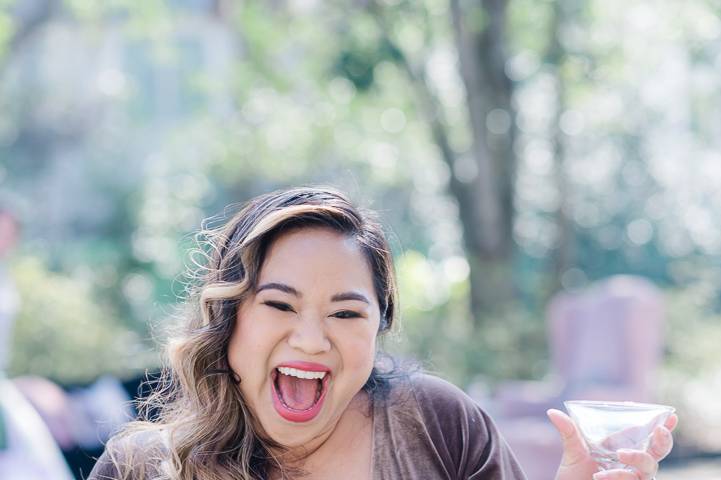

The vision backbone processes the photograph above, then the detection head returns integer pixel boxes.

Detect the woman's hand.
[547,409,677,480]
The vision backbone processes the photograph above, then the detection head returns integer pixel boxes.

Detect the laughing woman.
[89,187,676,480]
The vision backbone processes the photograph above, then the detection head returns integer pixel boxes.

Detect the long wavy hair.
[105,187,399,480]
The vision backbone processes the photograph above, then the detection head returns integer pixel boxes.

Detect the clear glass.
[564,400,675,471]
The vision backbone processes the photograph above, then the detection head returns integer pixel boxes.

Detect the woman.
[89,187,676,479]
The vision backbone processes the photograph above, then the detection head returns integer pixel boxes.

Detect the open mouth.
[270,366,330,423]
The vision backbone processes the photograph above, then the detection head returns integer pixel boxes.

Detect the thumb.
[547,409,589,467]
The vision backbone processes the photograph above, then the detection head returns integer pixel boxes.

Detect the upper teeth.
[278,367,327,380]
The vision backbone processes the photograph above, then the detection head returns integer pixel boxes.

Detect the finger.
[664,413,678,432]
[547,409,588,466]
[647,425,674,461]
[617,449,657,479]
[592,469,640,480]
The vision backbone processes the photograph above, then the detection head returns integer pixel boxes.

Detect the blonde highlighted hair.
[103,187,398,480]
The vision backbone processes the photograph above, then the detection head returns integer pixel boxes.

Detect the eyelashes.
[262,301,295,312]
[331,310,361,319]
[261,301,362,319]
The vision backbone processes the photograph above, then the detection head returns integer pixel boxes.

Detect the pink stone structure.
[475,275,666,480]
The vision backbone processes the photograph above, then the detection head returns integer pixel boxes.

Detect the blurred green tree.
[1,1,721,408]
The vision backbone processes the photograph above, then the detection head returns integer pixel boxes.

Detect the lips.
[270,361,331,423]
[276,361,331,373]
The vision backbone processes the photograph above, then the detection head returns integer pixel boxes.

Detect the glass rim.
[564,400,675,413]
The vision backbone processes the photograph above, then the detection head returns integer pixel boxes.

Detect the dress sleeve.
[86,432,163,480]
[87,447,121,480]
[409,374,528,480]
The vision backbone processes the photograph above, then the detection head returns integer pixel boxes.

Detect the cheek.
[227,313,276,380]
[340,325,379,372]
[226,332,251,381]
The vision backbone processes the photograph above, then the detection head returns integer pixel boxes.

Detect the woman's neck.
[267,390,372,477]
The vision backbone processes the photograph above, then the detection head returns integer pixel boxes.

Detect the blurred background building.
[1,0,721,478]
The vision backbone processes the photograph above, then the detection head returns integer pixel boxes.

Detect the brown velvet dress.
[88,373,528,479]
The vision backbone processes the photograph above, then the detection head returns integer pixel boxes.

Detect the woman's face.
[227,227,381,449]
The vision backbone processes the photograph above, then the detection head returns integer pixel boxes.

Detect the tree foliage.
[1,1,720,407]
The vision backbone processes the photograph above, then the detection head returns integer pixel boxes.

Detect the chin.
[262,399,338,445]
[263,419,325,448]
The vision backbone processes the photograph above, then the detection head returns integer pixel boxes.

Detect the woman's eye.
[332,310,361,319]
[262,301,295,313]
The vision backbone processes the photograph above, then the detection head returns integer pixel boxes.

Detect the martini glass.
[564,400,675,472]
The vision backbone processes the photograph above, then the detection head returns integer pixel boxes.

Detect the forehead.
[259,227,374,292]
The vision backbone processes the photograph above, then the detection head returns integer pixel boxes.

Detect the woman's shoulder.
[382,371,495,438]
[409,374,528,477]
[407,372,470,399]
[380,372,527,478]
[87,428,167,480]
[401,372,485,418]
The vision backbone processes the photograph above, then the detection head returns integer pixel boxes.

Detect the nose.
[288,314,331,355]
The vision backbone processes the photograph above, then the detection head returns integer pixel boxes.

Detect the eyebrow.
[256,282,370,304]
[331,292,370,304]
[256,282,301,297]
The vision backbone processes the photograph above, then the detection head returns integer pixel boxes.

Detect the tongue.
[277,374,320,410]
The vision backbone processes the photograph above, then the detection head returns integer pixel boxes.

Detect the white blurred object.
[0,377,74,480]
[0,264,19,373]
[0,209,19,373]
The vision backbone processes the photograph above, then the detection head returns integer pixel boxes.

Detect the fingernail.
[617,448,635,456]
[593,473,609,480]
